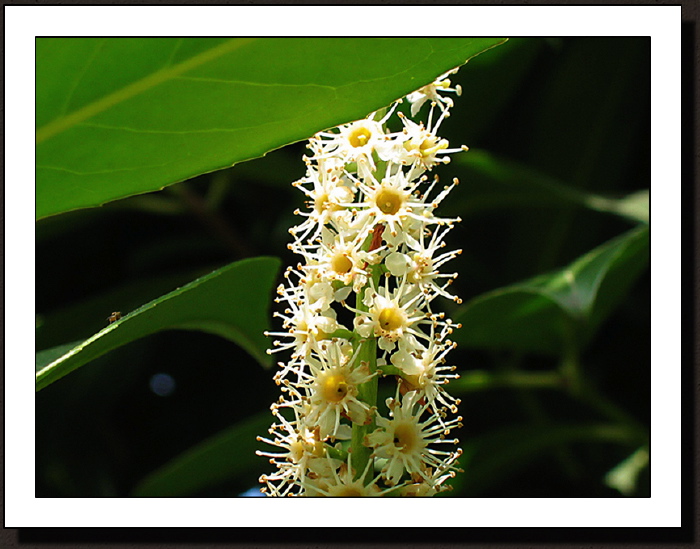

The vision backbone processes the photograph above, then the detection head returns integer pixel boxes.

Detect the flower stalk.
[259,68,467,496]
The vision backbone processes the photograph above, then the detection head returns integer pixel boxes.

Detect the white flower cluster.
[258,69,466,497]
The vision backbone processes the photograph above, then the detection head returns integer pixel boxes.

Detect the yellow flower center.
[295,318,310,336]
[348,126,372,148]
[419,136,438,151]
[314,193,343,213]
[374,189,403,215]
[314,193,329,213]
[404,135,448,160]
[377,307,406,332]
[403,373,423,390]
[331,253,353,274]
[319,373,349,403]
[420,137,448,157]
[392,421,422,454]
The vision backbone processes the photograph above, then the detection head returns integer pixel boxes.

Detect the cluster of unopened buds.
[258,69,467,497]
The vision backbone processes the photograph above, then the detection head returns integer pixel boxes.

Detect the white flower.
[402,224,463,304]
[351,276,429,353]
[309,113,397,180]
[394,111,468,174]
[364,390,462,487]
[347,169,426,240]
[390,330,461,415]
[293,341,377,439]
[302,453,401,497]
[262,68,467,497]
[297,228,378,293]
[350,166,462,242]
[266,272,343,359]
[256,406,327,497]
[289,158,356,243]
[406,68,462,116]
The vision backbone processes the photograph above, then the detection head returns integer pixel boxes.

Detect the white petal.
[391,347,422,376]
[385,252,410,276]
[309,281,333,304]
[378,337,396,352]
[334,285,353,302]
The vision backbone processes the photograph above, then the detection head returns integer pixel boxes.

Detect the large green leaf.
[36,37,506,220]
[447,149,649,223]
[132,412,271,497]
[36,268,212,351]
[35,256,280,391]
[452,226,649,354]
[454,423,644,496]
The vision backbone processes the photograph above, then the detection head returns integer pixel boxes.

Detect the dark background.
[35,37,651,498]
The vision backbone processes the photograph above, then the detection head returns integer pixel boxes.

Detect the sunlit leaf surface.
[36,37,506,219]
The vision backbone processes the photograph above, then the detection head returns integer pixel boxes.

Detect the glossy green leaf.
[35,256,280,391]
[132,412,271,497]
[36,37,507,220]
[36,267,212,351]
[452,226,649,354]
[455,423,644,496]
[35,340,83,371]
[448,149,649,223]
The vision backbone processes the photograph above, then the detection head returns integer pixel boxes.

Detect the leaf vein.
[174,75,339,90]
[36,38,258,144]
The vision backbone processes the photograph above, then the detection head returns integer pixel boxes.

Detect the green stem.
[325,442,349,462]
[348,226,384,483]
[350,336,378,483]
[324,328,357,341]
[560,320,583,395]
[450,370,563,394]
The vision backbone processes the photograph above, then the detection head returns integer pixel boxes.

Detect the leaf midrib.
[36,38,257,144]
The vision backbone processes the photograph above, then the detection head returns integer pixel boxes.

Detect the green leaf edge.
[528,225,648,319]
[457,149,650,224]
[35,256,281,392]
[36,38,509,220]
[453,225,649,350]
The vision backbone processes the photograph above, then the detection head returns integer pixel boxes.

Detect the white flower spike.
[260,68,468,496]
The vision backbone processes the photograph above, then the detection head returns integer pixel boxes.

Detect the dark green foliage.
[36,37,649,498]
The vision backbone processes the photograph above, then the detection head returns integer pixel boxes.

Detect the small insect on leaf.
[107,311,122,324]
